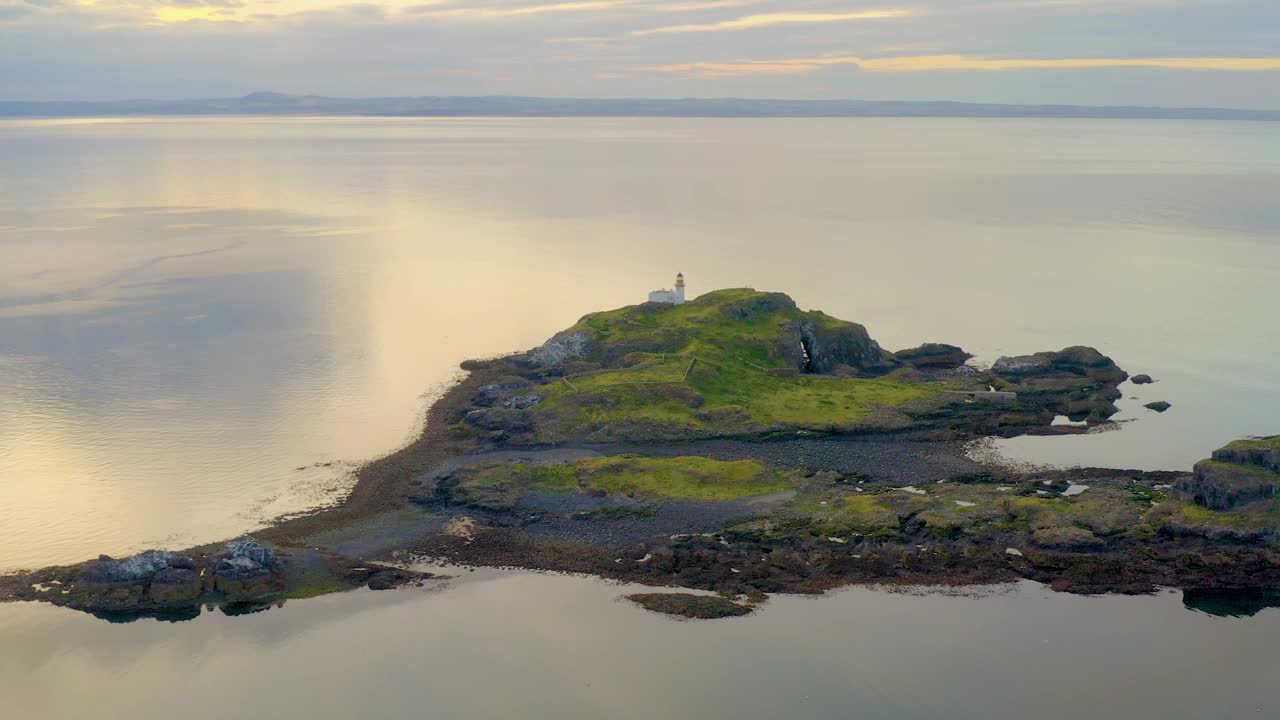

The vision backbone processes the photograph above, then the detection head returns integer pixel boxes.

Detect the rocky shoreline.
[4,288,1279,621]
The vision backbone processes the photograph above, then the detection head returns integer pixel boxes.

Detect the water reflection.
[3,573,1280,719]
[1182,588,1280,618]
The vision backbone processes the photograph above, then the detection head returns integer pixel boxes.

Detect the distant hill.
[1,93,1278,121]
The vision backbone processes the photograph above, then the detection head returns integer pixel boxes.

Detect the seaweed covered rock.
[626,592,754,619]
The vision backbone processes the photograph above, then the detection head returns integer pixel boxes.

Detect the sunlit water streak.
[1,116,1278,571]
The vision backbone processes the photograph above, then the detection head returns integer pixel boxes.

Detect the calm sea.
[1,117,1279,717]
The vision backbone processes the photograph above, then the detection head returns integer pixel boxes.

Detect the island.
[3,287,1279,620]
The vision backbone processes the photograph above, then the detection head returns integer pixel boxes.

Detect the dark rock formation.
[991,346,1128,422]
[626,592,754,619]
[1132,374,1154,385]
[894,343,973,369]
[993,346,1127,384]
[149,568,202,603]
[1145,401,1171,412]
[83,550,183,585]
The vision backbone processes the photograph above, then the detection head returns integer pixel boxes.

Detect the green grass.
[577,456,791,500]
[1224,436,1280,451]
[529,289,938,441]
[455,456,794,504]
[1178,503,1256,529]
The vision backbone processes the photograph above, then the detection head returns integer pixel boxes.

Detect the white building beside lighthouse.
[648,273,686,305]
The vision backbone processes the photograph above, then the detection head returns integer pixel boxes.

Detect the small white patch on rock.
[731,568,741,574]
[955,500,977,508]
[997,486,1012,492]
[828,537,847,544]
[1035,490,1051,496]
[1063,484,1089,497]
[898,486,927,495]
[1006,548,1024,557]
[1154,484,1172,491]
[638,553,653,563]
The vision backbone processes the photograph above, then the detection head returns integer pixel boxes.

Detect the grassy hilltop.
[460,288,1129,444]
[465,289,945,443]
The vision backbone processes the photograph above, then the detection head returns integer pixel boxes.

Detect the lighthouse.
[647,272,688,305]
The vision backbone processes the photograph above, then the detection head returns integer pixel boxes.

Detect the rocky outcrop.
[1178,461,1280,511]
[529,331,590,367]
[1132,374,1154,385]
[894,343,972,369]
[993,346,1127,384]
[785,318,893,375]
[991,346,1128,422]
[1145,401,1171,412]
[209,537,283,601]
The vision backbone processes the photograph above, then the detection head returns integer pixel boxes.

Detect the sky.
[2,0,1279,107]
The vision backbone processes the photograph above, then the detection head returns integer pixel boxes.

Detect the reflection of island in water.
[1183,588,1280,618]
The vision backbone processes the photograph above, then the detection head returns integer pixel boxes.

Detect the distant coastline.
[3,92,1278,121]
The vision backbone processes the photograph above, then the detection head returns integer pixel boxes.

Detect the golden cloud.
[633,9,915,35]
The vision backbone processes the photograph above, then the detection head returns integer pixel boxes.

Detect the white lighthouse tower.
[647,272,687,305]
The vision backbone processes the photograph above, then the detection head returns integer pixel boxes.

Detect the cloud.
[423,1,625,19]
[633,9,916,35]
[643,54,1280,77]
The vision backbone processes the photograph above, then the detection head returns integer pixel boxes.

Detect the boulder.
[894,343,973,369]
[1177,461,1280,511]
[209,537,283,601]
[1144,401,1171,412]
[1131,374,1154,385]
